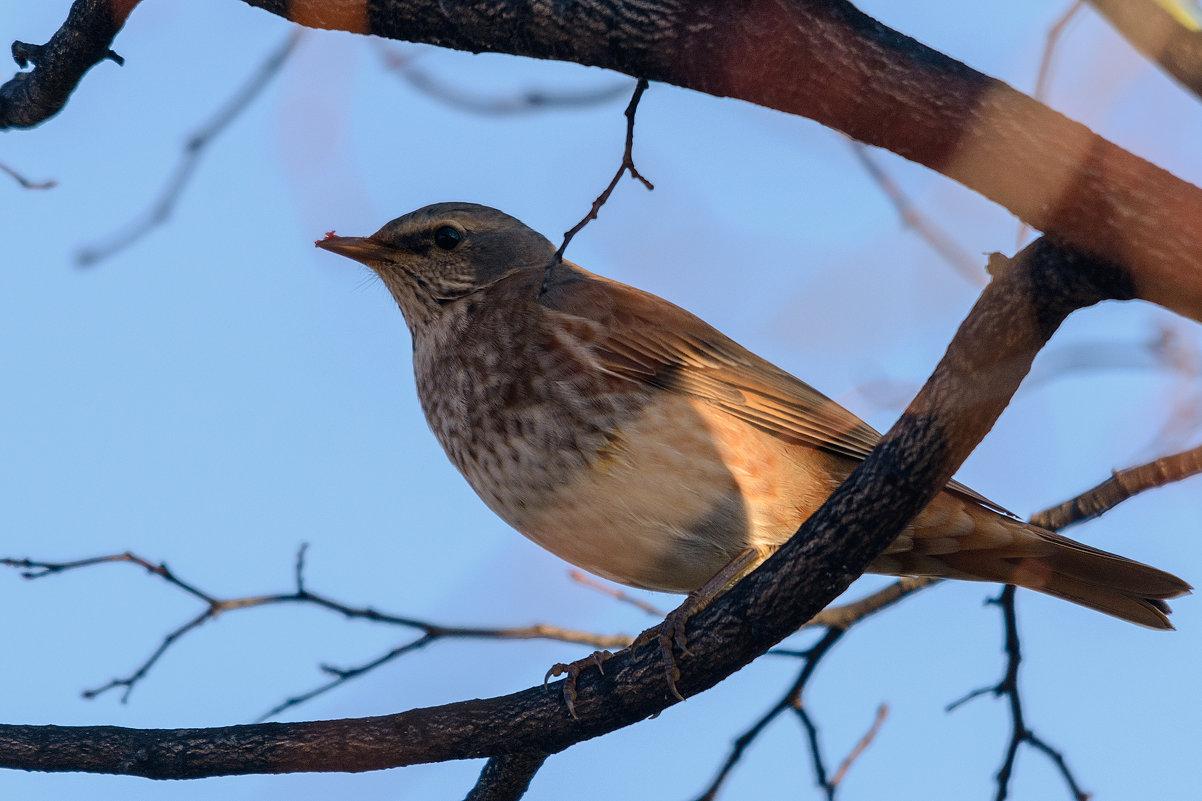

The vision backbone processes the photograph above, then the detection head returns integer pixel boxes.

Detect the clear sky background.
[3,2,1201,799]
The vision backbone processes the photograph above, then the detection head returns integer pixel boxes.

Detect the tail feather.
[869,495,1191,629]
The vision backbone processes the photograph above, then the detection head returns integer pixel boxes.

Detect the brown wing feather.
[539,264,1012,516]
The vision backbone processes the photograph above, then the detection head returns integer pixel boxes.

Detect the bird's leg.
[634,547,766,698]
[546,547,767,716]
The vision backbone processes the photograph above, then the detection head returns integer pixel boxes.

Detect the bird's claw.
[637,595,699,701]
[546,591,706,715]
[545,649,614,719]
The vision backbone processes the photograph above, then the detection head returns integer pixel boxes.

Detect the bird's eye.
[434,226,462,250]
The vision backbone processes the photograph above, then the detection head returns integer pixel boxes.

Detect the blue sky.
[2,2,1200,799]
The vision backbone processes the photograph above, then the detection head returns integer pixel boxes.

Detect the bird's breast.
[410,302,839,593]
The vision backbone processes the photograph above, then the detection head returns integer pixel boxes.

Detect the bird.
[315,202,1189,640]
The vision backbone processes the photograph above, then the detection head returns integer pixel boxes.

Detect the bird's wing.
[541,266,1013,517]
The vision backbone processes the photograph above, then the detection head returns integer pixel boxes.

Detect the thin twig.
[0,160,56,189]
[945,587,1090,801]
[568,569,666,617]
[943,435,1202,798]
[1019,0,1086,247]
[1035,1,1087,103]
[1140,323,1202,455]
[802,576,936,630]
[540,77,653,294]
[695,627,844,801]
[793,700,834,801]
[1030,443,1202,531]
[829,704,888,790]
[75,29,303,266]
[694,577,925,801]
[374,42,630,114]
[0,550,631,713]
[846,141,985,285]
[850,328,1197,417]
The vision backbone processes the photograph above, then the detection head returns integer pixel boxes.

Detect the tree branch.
[76,28,303,266]
[1030,443,1202,532]
[1,549,632,713]
[0,159,56,189]
[465,752,549,801]
[0,236,1127,777]
[240,0,1201,322]
[8,2,1202,319]
[373,42,632,115]
[0,0,139,128]
[696,579,922,801]
[946,586,1090,801]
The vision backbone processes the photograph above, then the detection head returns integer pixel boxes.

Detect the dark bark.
[6,1,1198,318]
[0,238,1128,777]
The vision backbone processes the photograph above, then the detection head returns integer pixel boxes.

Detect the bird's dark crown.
[370,202,555,297]
[327,202,558,333]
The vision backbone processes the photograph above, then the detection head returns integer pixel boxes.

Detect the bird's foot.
[546,548,765,717]
[627,593,702,701]
[545,649,614,719]
[543,594,701,718]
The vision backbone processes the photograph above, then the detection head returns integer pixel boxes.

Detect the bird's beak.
[314,234,397,265]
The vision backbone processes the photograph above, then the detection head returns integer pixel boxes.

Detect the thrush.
[316,202,1188,660]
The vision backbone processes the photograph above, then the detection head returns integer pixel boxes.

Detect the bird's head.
[316,202,556,331]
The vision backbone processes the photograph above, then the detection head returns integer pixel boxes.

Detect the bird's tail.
[868,493,1191,629]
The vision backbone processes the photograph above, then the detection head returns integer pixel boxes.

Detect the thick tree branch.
[7,2,1202,320]
[0,0,139,128]
[243,0,1200,321]
[0,237,1128,778]
[465,752,548,801]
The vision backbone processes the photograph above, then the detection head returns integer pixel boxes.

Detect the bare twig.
[1034,2,1086,104]
[1018,0,1086,247]
[568,570,666,617]
[1030,443,1202,532]
[850,327,1198,416]
[943,437,1202,798]
[696,578,924,801]
[846,141,985,285]
[75,28,303,266]
[695,627,843,801]
[946,587,1090,801]
[802,576,936,630]
[760,421,1202,799]
[1141,323,1202,455]
[829,704,888,790]
[374,43,630,114]
[794,698,834,800]
[541,77,653,294]
[0,160,56,189]
[0,549,631,712]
